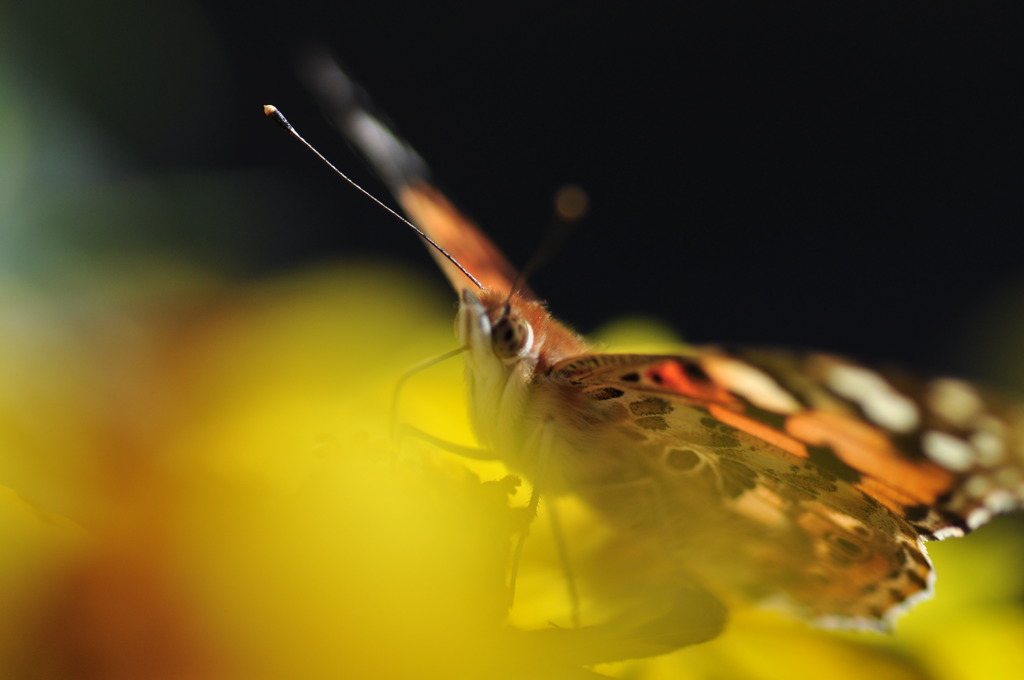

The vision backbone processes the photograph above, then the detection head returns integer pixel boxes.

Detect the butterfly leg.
[545,496,582,628]
[503,413,569,614]
[397,417,587,629]
[394,422,496,460]
[509,419,584,628]
[506,418,559,615]
[388,345,466,443]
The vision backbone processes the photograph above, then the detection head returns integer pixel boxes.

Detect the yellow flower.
[1,264,1022,679]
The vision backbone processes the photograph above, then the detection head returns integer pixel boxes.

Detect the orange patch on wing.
[854,477,924,515]
[399,183,527,297]
[786,411,955,505]
[649,360,737,406]
[708,404,810,459]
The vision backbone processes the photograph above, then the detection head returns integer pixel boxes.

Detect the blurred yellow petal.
[2,264,1023,678]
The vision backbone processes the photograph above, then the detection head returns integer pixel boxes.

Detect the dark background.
[5,1,1024,381]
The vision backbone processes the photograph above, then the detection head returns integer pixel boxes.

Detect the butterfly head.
[457,289,538,374]
[457,288,589,370]
[455,288,590,453]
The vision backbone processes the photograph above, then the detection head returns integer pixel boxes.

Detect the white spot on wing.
[704,358,802,413]
[966,508,991,530]
[826,363,920,433]
[984,488,1018,514]
[970,430,1004,465]
[922,430,975,471]
[927,378,983,428]
[933,525,966,539]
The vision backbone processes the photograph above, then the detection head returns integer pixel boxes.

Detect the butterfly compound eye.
[491,316,534,361]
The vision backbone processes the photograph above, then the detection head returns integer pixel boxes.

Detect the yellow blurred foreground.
[1,264,1021,679]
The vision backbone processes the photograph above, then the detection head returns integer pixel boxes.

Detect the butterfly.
[268,58,1024,632]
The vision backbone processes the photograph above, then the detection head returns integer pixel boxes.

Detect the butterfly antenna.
[505,184,589,306]
[264,104,484,291]
[299,51,533,299]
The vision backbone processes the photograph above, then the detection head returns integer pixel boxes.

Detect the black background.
[7,1,1024,379]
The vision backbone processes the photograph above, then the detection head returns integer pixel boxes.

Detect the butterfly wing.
[302,53,530,299]
[716,348,1024,534]
[294,57,1023,628]
[541,349,1024,625]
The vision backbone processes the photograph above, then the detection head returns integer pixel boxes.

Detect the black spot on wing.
[911,526,937,541]
[739,404,788,430]
[708,433,741,448]
[904,569,928,590]
[940,511,971,536]
[636,415,669,431]
[586,387,625,401]
[890,431,928,460]
[903,504,930,523]
[718,458,758,498]
[828,534,868,563]
[806,445,863,484]
[629,396,674,416]
[904,546,931,569]
[682,361,711,383]
[666,448,701,470]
